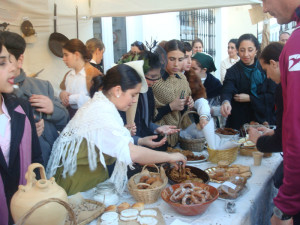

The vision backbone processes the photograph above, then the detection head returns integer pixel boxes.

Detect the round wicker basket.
[178,111,206,152]
[207,146,239,164]
[127,165,168,204]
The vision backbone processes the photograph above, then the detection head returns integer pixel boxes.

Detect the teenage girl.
[59,39,102,118]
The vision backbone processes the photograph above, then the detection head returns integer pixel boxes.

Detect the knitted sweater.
[152,72,191,146]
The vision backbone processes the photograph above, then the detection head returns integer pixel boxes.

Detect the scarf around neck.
[240,60,265,97]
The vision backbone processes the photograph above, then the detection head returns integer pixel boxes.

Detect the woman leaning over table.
[46,62,186,196]
[221,33,277,130]
[152,39,194,147]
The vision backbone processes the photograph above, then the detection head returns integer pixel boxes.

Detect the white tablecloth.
[83,152,282,225]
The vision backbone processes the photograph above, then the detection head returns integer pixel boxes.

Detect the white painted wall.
[217,5,258,79]
[101,17,114,73]
[142,12,181,44]
[126,16,144,51]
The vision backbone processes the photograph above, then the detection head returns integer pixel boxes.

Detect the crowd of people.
[1,0,300,223]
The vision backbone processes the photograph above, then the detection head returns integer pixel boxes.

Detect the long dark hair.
[63,39,91,62]
[260,42,284,64]
[90,64,142,97]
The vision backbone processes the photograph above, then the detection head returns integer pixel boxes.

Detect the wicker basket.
[239,146,258,156]
[178,111,206,152]
[16,198,77,225]
[239,147,272,158]
[127,165,168,204]
[207,146,239,164]
[77,199,105,225]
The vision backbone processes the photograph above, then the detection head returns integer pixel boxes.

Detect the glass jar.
[93,182,119,206]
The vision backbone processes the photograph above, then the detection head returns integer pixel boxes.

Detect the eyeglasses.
[145,76,161,81]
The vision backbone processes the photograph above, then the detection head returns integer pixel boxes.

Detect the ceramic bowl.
[161,183,219,216]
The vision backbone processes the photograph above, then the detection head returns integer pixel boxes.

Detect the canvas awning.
[1,0,261,20]
[90,0,261,17]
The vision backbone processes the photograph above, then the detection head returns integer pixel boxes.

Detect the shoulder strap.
[59,70,72,90]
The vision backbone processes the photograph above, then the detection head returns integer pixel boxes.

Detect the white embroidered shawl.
[46,91,133,193]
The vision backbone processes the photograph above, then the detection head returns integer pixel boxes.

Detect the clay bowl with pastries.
[166,165,210,185]
[161,183,219,216]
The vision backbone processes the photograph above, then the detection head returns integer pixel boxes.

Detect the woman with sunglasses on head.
[130,41,146,54]
[221,34,277,130]
[47,62,186,195]
[152,39,194,147]
[0,42,43,225]
[59,39,102,118]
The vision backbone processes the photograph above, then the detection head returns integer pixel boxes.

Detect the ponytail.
[90,75,104,97]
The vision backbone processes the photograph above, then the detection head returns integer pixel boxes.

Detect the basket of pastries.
[207,145,239,164]
[127,164,168,204]
[178,111,206,152]
[161,182,219,216]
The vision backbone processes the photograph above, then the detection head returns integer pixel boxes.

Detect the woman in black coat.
[221,34,277,130]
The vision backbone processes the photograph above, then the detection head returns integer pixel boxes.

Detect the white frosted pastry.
[120,215,138,221]
[140,209,157,217]
[120,208,139,218]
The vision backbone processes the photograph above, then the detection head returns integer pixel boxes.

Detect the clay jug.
[10,163,68,225]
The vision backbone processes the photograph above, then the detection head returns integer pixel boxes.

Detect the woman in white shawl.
[47,61,186,195]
